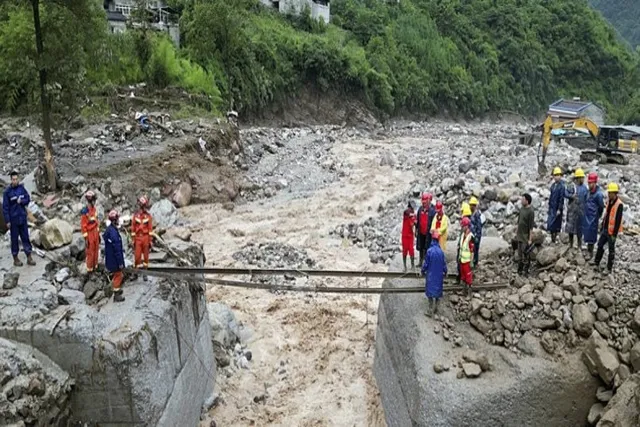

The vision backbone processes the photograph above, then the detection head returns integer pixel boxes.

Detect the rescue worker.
[2,171,35,266]
[80,190,100,273]
[422,229,447,317]
[430,201,449,250]
[565,168,588,249]
[458,217,475,295]
[415,193,434,266]
[461,202,471,219]
[516,193,535,276]
[583,172,605,259]
[592,183,623,273]
[401,201,416,272]
[547,167,565,243]
[469,196,482,266]
[132,196,153,280]
[104,210,125,302]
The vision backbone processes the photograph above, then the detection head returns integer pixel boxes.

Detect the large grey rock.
[172,182,192,208]
[573,304,595,338]
[149,199,178,229]
[3,272,19,289]
[40,219,73,250]
[588,403,605,425]
[537,247,562,266]
[374,256,599,427]
[596,373,640,427]
[207,302,240,348]
[58,288,86,305]
[629,342,640,372]
[582,331,620,386]
[594,290,615,309]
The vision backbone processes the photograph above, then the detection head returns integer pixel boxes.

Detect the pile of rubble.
[232,242,316,270]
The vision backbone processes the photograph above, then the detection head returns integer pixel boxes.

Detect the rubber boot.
[517,261,524,276]
[410,256,415,271]
[402,256,407,272]
[523,262,530,278]
[466,286,471,297]
[27,253,36,266]
[586,244,594,260]
[433,299,439,315]
[113,290,125,303]
[143,274,148,282]
[425,298,433,317]
[568,234,574,249]
[13,256,23,267]
[577,236,582,250]
[551,233,557,243]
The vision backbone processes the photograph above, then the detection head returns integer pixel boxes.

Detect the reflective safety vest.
[458,232,474,263]
[606,198,623,235]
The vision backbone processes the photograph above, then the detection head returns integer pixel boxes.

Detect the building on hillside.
[547,98,605,126]
[103,0,180,47]
[259,0,330,23]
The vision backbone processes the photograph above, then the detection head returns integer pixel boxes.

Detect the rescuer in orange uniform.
[80,190,100,272]
[132,196,153,279]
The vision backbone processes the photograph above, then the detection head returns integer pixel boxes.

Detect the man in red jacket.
[402,201,416,271]
[415,193,434,266]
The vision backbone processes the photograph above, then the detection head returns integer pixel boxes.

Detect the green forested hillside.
[590,0,640,47]
[0,0,638,120]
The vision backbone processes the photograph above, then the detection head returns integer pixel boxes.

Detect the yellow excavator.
[537,115,638,175]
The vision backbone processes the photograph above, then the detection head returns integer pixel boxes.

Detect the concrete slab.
[374,255,599,427]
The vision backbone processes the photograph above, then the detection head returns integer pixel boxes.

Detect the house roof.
[601,125,640,135]
[106,10,127,22]
[548,99,602,115]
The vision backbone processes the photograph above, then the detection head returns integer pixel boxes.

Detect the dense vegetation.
[590,0,640,48]
[0,0,639,122]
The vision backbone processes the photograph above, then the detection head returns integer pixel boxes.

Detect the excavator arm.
[537,115,600,174]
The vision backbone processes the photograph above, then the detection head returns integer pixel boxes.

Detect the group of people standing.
[402,193,483,315]
[547,167,623,273]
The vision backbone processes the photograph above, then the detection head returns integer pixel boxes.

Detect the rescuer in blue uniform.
[547,167,565,243]
[583,172,605,259]
[422,229,447,317]
[2,171,35,266]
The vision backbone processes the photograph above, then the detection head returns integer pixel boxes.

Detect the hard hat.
[421,192,432,201]
[431,230,440,240]
[461,217,471,227]
[85,190,96,200]
[435,201,443,212]
[138,196,149,206]
[587,172,598,183]
[461,202,470,213]
[552,167,562,176]
[461,205,472,217]
[108,210,119,220]
[574,168,585,178]
[607,182,619,193]
[469,196,479,206]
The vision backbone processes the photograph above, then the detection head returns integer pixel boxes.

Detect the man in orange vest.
[80,190,100,273]
[592,182,623,273]
[132,196,153,280]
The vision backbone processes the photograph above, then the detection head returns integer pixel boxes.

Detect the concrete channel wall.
[373,258,599,427]
[0,270,215,426]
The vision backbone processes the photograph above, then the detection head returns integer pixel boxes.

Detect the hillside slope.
[590,0,640,47]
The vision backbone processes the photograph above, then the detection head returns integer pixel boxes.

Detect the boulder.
[462,363,482,378]
[630,342,640,372]
[537,247,561,266]
[149,199,178,229]
[58,289,86,305]
[462,350,491,372]
[69,233,86,260]
[582,331,620,385]
[594,290,615,309]
[2,272,19,290]
[573,304,595,338]
[588,403,604,425]
[631,307,640,335]
[596,373,640,427]
[469,315,493,335]
[207,302,240,348]
[172,182,193,208]
[40,219,73,250]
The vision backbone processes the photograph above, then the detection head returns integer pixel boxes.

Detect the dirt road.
[184,137,415,426]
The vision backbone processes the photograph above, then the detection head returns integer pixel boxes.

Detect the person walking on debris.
[132,196,153,281]
[547,167,565,243]
[592,183,623,273]
[104,210,125,302]
[401,201,416,272]
[2,171,35,267]
[583,172,605,259]
[431,201,449,250]
[565,168,588,250]
[516,193,535,276]
[81,191,100,273]
[415,193,435,266]
[422,229,447,317]
[458,217,475,295]
[469,197,482,267]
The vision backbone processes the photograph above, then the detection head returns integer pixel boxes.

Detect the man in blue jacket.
[2,171,35,266]
[104,210,126,302]
[583,172,605,259]
[421,229,447,317]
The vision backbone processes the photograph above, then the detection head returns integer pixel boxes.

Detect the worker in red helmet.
[430,201,449,250]
[80,190,100,273]
[132,195,153,280]
[401,200,416,272]
[457,217,475,295]
[415,192,435,266]
[421,229,447,316]
[582,172,604,259]
[104,210,125,302]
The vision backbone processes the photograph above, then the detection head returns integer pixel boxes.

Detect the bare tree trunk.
[31,0,56,191]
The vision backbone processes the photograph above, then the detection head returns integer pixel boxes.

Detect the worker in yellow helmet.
[565,168,588,250]
[469,196,482,266]
[547,167,565,243]
[592,182,623,273]
[461,202,471,218]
